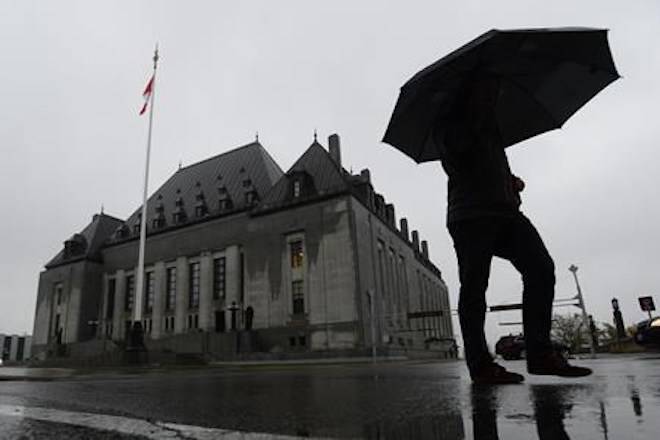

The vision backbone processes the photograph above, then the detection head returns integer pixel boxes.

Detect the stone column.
[199,252,213,331]
[434,291,441,338]
[134,264,141,323]
[9,336,18,361]
[151,262,166,339]
[225,245,240,328]
[113,270,126,340]
[99,273,108,338]
[175,256,189,333]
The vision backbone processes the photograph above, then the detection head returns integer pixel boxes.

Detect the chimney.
[360,168,371,183]
[412,230,420,253]
[375,194,385,217]
[421,240,429,259]
[328,134,341,167]
[367,186,375,209]
[400,218,409,241]
[385,204,395,228]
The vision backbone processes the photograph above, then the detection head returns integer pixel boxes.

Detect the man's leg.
[449,218,498,376]
[496,213,591,376]
[494,213,555,358]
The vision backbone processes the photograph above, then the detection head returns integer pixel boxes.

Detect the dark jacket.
[438,110,521,224]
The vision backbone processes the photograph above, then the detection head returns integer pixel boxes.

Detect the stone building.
[32,134,455,359]
[1,334,32,364]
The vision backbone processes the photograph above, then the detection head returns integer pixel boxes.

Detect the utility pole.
[569,264,596,359]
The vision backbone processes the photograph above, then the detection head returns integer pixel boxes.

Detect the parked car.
[633,317,660,347]
[495,334,569,360]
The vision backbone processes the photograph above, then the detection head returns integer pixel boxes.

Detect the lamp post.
[569,264,596,359]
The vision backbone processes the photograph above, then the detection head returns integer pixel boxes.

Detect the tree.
[599,322,619,346]
[551,313,587,353]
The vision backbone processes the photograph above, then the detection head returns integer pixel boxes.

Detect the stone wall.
[98,196,359,352]
[32,260,102,356]
[349,198,454,352]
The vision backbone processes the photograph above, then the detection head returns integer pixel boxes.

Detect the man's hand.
[512,175,525,192]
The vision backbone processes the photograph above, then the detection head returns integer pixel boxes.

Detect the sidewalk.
[0,356,419,381]
[0,367,76,381]
[209,355,409,367]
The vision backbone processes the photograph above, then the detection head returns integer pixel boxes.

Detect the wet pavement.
[0,353,658,439]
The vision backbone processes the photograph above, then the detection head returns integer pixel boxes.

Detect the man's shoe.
[472,362,525,385]
[527,351,592,377]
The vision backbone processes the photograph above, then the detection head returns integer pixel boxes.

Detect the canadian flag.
[139,75,154,115]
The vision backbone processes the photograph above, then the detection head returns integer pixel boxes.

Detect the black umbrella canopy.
[383,27,620,163]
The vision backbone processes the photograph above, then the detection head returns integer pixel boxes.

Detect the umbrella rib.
[498,74,561,128]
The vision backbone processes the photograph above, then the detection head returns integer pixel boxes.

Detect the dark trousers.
[448,213,555,375]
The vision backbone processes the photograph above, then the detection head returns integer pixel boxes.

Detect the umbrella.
[382,27,620,163]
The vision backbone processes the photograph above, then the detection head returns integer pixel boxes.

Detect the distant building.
[1,334,32,363]
[32,135,455,359]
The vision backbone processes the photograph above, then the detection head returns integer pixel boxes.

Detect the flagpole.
[134,45,159,327]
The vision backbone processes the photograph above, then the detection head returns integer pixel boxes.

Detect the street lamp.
[569,264,596,359]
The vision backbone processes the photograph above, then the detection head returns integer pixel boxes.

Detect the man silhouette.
[438,77,592,384]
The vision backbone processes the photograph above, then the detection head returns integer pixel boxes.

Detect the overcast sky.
[2,1,658,351]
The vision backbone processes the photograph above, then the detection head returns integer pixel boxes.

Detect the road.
[0,354,659,439]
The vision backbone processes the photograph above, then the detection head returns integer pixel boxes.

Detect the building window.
[219,199,232,211]
[125,275,135,312]
[144,271,154,314]
[213,257,226,299]
[242,178,252,188]
[173,211,187,224]
[153,195,166,229]
[218,186,233,212]
[16,337,25,361]
[239,253,245,304]
[106,279,116,319]
[215,310,226,333]
[292,280,305,315]
[245,190,258,205]
[195,205,207,217]
[173,190,187,224]
[2,338,11,361]
[290,240,304,269]
[194,184,208,217]
[399,256,408,298]
[377,240,386,303]
[153,217,165,229]
[54,283,63,305]
[389,248,398,314]
[165,267,177,311]
[54,314,61,336]
[164,316,175,332]
[189,262,200,309]
[115,224,129,239]
[293,180,301,198]
[142,319,152,335]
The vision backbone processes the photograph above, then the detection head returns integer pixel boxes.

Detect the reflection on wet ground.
[0,354,658,439]
[462,355,660,440]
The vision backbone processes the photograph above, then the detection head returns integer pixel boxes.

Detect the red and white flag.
[139,75,154,115]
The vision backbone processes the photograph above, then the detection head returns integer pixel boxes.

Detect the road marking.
[0,404,326,439]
